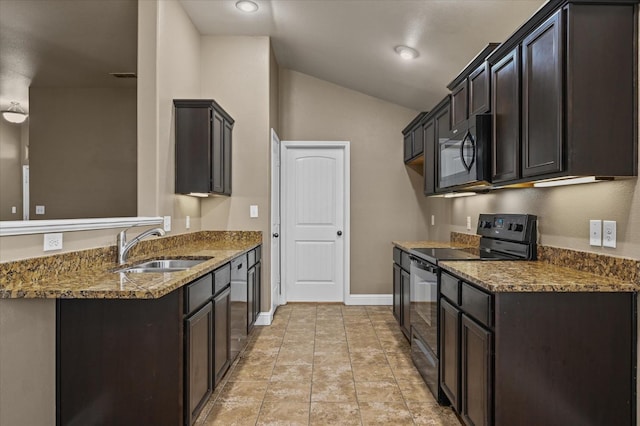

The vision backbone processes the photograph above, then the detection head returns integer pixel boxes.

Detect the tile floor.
[196,304,461,425]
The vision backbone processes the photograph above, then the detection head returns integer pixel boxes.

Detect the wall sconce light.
[2,102,28,124]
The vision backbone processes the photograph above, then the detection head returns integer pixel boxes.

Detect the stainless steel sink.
[115,258,210,274]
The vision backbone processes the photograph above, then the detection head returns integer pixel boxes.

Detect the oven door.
[409,256,438,354]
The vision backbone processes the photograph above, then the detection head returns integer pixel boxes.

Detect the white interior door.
[270,129,281,310]
[282,142,349,302]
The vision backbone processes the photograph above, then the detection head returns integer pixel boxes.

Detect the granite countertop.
[440,260,639,293]
[0,231,260,299]
[392,240,471,252]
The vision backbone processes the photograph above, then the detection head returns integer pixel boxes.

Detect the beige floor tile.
[276,348,314,366]
[406,400,461,425]
[311,380,358,402]
[310,402,361,425]
[314,342,349,355]
[237,352,279,367]
[314,352,352,366]
[351,364,395,382]
[393,366,426,382]
[313,363,354,382]
[358,401,414,426]
[229,363,275,381]
[398,380,435,402]
[204,401,262,425]
[217,380,269,402]
[349,352,388,366]
[385,352,414,370]
[264,380,312,402]
[354,381,404,402]
[256,401,310,426]
[270,364,313,382]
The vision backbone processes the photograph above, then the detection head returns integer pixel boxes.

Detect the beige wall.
[432,180,640,259]
[199,36,274,311]
[278,69,421,295]
[0,119,23,220]
[29,87,137,219]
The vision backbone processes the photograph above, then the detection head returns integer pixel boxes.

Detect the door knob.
[337,230,343,236]
[273,233,279,238]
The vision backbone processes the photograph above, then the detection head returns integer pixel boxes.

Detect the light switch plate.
[431,215,435,226]
[163,216,171,232]
[185,215,190,230]
[589,220,602,246]
[603,220,616,248]
[466,216,472,231]
[44,233,63,251]
[250,205,259,218]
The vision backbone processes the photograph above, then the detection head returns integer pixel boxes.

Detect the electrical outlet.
[603,220,616,248]
[163,216,171,232]
[44,233,63,251]
[35,205,45,215]
[11,206,16,214]
[466,216,472,231]
[589,220,602,247]
[431,215,435,226]
[185,215,190,230]
[250,205,259,218]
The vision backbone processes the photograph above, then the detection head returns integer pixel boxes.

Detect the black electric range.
[407,213,537,403]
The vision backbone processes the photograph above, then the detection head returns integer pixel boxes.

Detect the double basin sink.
[115,258,210,274]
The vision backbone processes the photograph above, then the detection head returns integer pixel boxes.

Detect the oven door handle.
[409,256,437,274]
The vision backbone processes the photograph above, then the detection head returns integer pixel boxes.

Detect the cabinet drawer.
[461,282,492,327]
[185,274,213,315]
[401,251,411,271]
[441,272,459,305]
[393,247,402,265]
[214,264,231,295]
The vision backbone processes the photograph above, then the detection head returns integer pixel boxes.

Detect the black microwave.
[437,114,491,190]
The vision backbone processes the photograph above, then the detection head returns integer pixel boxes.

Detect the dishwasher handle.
[409,256,437,274]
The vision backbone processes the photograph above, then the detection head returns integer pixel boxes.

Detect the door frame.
[279,141,351,304]
[270,129,281,310]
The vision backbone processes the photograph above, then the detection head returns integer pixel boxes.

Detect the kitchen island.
[0,230,261,426]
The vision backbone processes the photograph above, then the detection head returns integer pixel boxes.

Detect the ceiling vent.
[109,72,137,79]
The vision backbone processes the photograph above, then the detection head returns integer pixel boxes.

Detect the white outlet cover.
[250,205,259,218]
[589,220,602,247]
[466,216,472,230]
[185,215,190,230]
[603,220,616,248]
[163,216,171,232]
[431,215,435,226]
[43,233,63,251]
[35,205,45,215]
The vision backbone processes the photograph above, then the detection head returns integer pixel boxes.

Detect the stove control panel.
[477,213,537,242]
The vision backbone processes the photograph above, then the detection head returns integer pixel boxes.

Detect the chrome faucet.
[117,227,166,265]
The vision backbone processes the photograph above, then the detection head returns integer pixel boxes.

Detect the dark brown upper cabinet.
[174,99,234,196]
[448,43,500,134]
[491,47,521,183]
[402,111,428,173]
[488,0,638,184]
[423,96,451,196]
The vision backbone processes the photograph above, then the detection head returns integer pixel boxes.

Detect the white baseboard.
[344,294,392,306]
[255,310,273,326]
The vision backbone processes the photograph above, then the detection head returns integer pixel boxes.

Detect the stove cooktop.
[411,247,481,264]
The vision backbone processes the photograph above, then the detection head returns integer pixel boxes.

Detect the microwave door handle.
[460,130,475,172]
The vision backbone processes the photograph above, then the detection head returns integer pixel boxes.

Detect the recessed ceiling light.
[236,0,258,13]
[395,45,419,60]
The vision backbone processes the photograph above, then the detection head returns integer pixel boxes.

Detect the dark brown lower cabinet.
[400,268,411,338]
[392,263,401,321]
[461,314,492,426]
[185,302,213,425]
[439,271,636,426]
[392,247,411,341]
[440,298,460,411]
[213,287,231,386]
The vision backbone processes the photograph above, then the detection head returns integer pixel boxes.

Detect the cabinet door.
[412,125,424,158]
[393,263,401,322]
[461,314,493,426]
[400,268,411,339]
[223,120,233,195]
[211,110,224,193]
[522,10,563,178]
[451,81,468,131]
[491,48,521,183]
[185,301,213,426]
[247,265,255,333]
[440,298,460,411]
[213,287,231,386]
[469,62,490,116]
[175,104,211,194]
[423,119,436,195]
[434,103,451,191]
[403,133,413,162]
